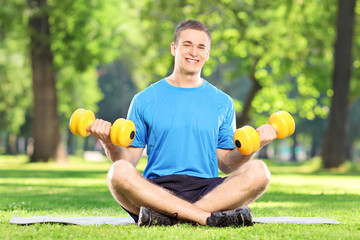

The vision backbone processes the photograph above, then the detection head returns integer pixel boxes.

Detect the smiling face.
[171,29,211,76]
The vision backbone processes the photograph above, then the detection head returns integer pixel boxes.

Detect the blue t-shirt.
[127,78,236,179]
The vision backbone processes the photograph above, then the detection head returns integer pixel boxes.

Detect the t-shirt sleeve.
[217,97,236,149]
[127,96,147,148]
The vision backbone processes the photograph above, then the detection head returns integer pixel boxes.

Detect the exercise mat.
[10,215,341,225]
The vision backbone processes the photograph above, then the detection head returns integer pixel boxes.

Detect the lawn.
[1,155,359,239]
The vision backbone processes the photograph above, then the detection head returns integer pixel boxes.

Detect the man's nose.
[189,46,198,56]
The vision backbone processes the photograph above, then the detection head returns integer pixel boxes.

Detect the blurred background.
[0,0,359,169]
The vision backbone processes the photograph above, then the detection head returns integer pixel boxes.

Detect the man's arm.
[88,119,144,166]
[217,124,277,174]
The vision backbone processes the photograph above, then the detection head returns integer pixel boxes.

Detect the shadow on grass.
[0,169,108,179]
[270,171,360,177]
[0,168,145,179]
[0,183,117,212]
[253,191,360,220]
[258,191,359,205]
[265,158,360,177]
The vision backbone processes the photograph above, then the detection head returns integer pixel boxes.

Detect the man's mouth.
[186,58,199,63]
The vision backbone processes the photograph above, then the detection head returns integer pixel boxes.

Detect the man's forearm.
[219,149,257,174]
[219,124,278,174]
[100,140,132,163]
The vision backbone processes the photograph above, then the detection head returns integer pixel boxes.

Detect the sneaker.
[138,206,178,226]
[221,206,254,226]
[206,206,253,227]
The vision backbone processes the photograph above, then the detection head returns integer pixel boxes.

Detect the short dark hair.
[173,19,211,45]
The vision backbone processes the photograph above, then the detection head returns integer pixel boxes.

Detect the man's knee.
[248,160,271,191]
[107,160,136,191]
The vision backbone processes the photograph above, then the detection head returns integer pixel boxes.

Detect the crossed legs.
[107,159,270,226]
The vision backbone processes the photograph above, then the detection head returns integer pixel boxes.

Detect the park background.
[1,0,360,168]
[1,1,360,239]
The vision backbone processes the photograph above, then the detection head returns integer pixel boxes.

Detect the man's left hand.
[256,124,277,148]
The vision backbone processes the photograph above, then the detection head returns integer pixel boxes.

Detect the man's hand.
[256,124,277,148]
[85,118,143,165]
[87,119,113,145]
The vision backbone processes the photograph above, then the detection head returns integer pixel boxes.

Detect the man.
[88,19,276,227]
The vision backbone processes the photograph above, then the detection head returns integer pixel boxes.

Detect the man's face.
[171,29,211,75]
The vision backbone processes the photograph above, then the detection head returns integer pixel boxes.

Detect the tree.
[0,0,32,154]
[136,0,335,124]
[28,0,64,162]
[97,60,137,122]
[321,0,357,168]
[134,0,341,163]
[347,98,360,160]
[1,0,138,160]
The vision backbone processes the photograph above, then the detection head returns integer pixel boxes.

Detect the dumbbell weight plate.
[111,118,136,147]
[69,108,86,136]
[76,110,95,137]
[233,125,260,155]
[268,111,295,139]
[110,118,125,146]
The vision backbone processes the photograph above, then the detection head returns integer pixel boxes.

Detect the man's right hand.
[87,119,113,145]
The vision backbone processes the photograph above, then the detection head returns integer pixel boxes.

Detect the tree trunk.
[310,136,317,158]
[290,132,297,162]
[67,130,74,155]
[28,0,67,162]
[321,0,356,168]
[5,133,17,155]
[345,138,354,161]
[236,58,262,127]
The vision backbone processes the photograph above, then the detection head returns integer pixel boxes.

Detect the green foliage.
[216,0,336,121]
[49,0,136,122]
[132,0,342,124]
[1,0,360,154]
[351,2,360,100]
[1,0,141,134]
[56,66,102,129]
[0,0,32,134]
[96,61,137,122]
[49,0,130,70]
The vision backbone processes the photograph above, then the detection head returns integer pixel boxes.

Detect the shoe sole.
[138,206,148,227]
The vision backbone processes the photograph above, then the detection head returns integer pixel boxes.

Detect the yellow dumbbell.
[233,111,295,155]
[69,108,136,147]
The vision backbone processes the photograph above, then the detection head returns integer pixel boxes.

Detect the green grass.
[1,155,360,239]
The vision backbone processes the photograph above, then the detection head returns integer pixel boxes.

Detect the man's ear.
[205,48,210,61]
[171,42,176,56]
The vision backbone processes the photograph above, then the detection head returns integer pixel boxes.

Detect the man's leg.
[194,160,271,212]
[107,160,210,225]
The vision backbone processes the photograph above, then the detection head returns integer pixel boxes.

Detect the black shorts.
[123,174,226,223]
